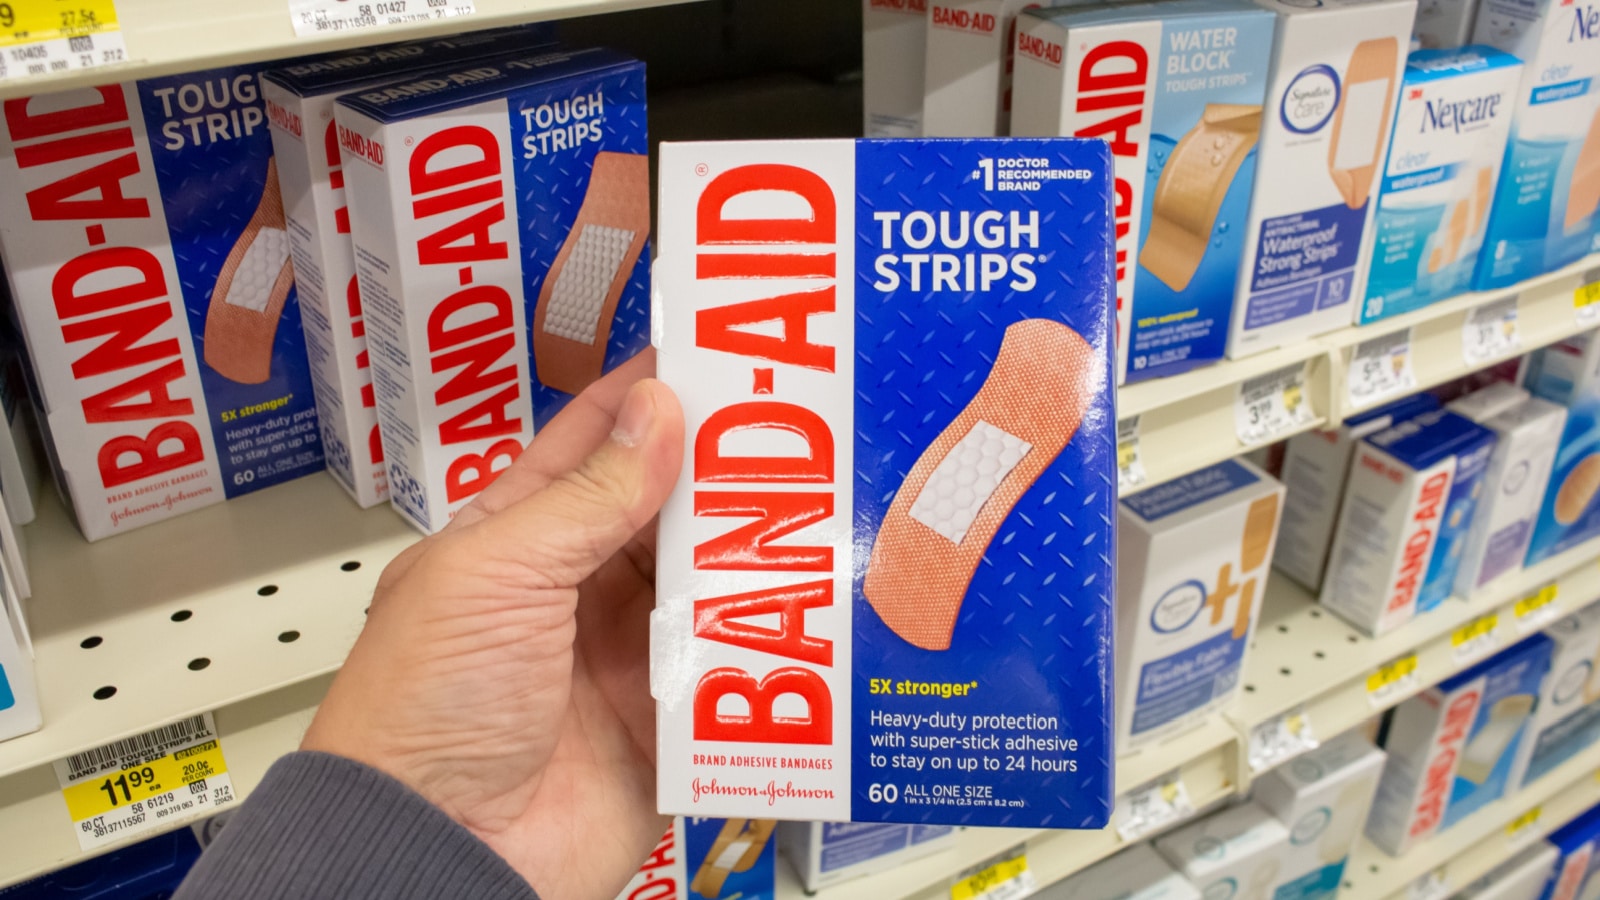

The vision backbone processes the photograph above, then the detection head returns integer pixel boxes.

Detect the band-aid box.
[865,0,928,137]
[0,559,38,743]
[0,343,42,527]
[1118,459,1285,748]
[1508,606,1600,791]
[1154,802,1291,900]
[0,63,329,541]
[1417,414,1497,616]
[1456,843,1558,900]
[777,822,955,891]
[334,47,651,534]
[1414,0,1482,49]
[1037,843,1201,900]
[921,0,1036,137]
[1521,334,1600,565]
[1275,393,1440,593]
[1320,409,1495,636]
[1542,805,1600,900]
[1252,731,1385,900]
[1360,47,1522,325]
[1365,635,1552,855]
[261,27,556,510]
[1013,0,1275,385]
[1225,0,1415,359]
[652,137,1117,826]
[1470,0,1600,290]
[616,818,777,900]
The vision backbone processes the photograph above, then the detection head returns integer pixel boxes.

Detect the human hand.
[302,349,684,900]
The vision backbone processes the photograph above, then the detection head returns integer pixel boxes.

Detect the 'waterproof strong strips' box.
[1360,46,1522,325]
[335,48,652,534]
[1253,731,1385,900]
[0,64,327,541]
[1155,803,1291,900]
[1118,458,1285,748]
[1471,0,1600,289]
[777,822,955,891]
[1450,394,1565,596]
[1012,0,1276,384]
[652,138,1117,825]
[864,0,929,137]
[1226,0,1415,358]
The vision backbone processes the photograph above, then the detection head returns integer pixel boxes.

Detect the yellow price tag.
[1506,805,1542,838]
[1577,281,1600,312]
[1515,585,1558,620]
[1284,382,1303,412]
[0,2,120,49]
[1367,654,1419,700]
[952,849,1032,900]
[1117,439,1136,470]
[60,740,226,822]
[1452,613,1498,648]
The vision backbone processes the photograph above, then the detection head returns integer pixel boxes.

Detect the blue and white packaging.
[1253,731,1386,900]
[1521,334,1600,565]
[1037,843,1200,900]
[1275,393,1440,593]
[1360,47,1523,324]
[1155,803,1291,900]
[0,63,328,540]
[1418,413,1497,615]
[335,47,652,534]
[1543,805,1600,900]
[1118,458,1285,748]
[1366,635,1553,855]
[1471,0,1600,289]
[1227,0,1415,358]
[1510,606,1600,790]
[652,138,1117,826]
[777,821,956,890]
[0,827,200,899]
[615,819,777,900]
[1011,0,1276,384]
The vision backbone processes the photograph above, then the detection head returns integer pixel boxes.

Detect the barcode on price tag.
[53,713,237,851]
[1114,769,1194,841]
[1248,706,1317,773]
[1463,296,1521,364]
[289,0,475,37]
[0,0,127,83]
[1451,611,1500,663]
[1575,270,1600,326]
[1117,416,1146,492]
[951,844,1035,900]
[1236,362,1314,445]
[1348,329,1415,408]
[1367,653,1420,708]
[1515,584,1559,631]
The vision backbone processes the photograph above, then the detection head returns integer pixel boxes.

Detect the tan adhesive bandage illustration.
[1231,493,1280,640]
[532,150,650,397]
[1429,200,1470,274]
[1567,109,1600,232]
[1555,453,1600,525]
[1327,38,1400,210]
[1140,104,1263,292]
[1456,693,1534,783]
[862,319,1093,651]
[1470,166,1493,236]
[689,818,775,899]
[203,158,295,385]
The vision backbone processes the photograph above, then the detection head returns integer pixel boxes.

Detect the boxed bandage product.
[1414,0,1483,49]
[778,822,955,891]
[1011,0,1276,384]
[1543,806,1600,900]
[1509,607,1600,790]
[1226,0,1415,358]
[1253,731,1386,900]
[864,0,928,137]
[1522,335,1600,565]
[1155,803,1291,900]
[1471,0,1600,289]
[262,26,557,509]
[335,47,651,534]
[1037,843,1201,900]
[1457,843,1557,900]
[616,819,777,900]
[0,63,329,541]
[652,137,1117,826]
[1118,459,1285,748]
[0,828,202,900]
[921,0,1034,137]
[1275,393,1439,592]
[0,339,42,528]
[1321,409,1496,635]
[1365,635,1552,855]
[1360,46,1522,325]
[0,551,37,743]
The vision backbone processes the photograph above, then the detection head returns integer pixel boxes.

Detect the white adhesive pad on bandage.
[1568,109,1600,232]
[532,150,649,396]
[1141,104,1262,293]
[863,318,1094,652]
[204,158,295,385]
[689,819,774,899]
[225,228,289,312]
[712,840,752,871]
[1328,38,1399,210]
[1456,694,1534,784]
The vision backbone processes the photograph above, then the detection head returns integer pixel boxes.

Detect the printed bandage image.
[1556,453,1600,525]
[1568,109,1600,232]
[533,150,649,396]
[1140,104,1262,292]
[689,819,774,899]
[863,319,1094,651]
[1328,38,1399,210]
[203,158,295,385]
[1456,694,1534,784]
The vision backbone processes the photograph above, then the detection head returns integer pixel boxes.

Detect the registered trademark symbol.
[695,163,709,176]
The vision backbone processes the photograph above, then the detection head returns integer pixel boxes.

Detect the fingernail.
[611,383,656,448]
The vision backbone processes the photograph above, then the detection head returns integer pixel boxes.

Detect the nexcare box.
[1360,46,1522,325]
[335,48,651,533]
[262,27,556,509]
[1011,0,1276,385]
[1118,459,1285,748]
[1038,843,1201,900]
[616,819,777,900]
[1522,334,1600,565]
[0,63,327,541]
[652,137,1117,826]
[1471,0,1600,289]
[777,822,955,891]
[1509,607,1600,790]
[1320,409,1496,636]
[864,0,928,137]
[1366,635,1552,855]
[1227,0,1415,358]
[1275,393,1440,593]
[1155,803,1291,900]
[1253,731,1386,900]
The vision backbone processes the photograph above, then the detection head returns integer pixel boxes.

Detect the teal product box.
[1360,47,1523,324]
[1522,334,1600,565]
[1471,0,1600,289]
[1011,0,1277,384]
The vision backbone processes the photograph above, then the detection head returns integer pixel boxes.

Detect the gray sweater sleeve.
[174,751,538,900]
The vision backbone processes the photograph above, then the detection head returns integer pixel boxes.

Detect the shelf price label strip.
[0,0,126,82]
[53,713,237,851]
[951,844,1035,900]
[1367,653,1420,708]
[1348,328,1415,408]
[1114,769,1193,842]
[1248,705,1317,773]
[1515,584,1559,632]
[1451,611,1500,663]
[289,0,476,38]
[1463,295,1521,365]
[1236,362,1314,446]
[1575,270,1600,326]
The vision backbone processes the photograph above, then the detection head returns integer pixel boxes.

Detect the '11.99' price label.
[53,713,237,851]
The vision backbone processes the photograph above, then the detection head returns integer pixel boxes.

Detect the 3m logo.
[1409,88,1424,100]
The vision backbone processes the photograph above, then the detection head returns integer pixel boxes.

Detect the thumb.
[467,378,684,588]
